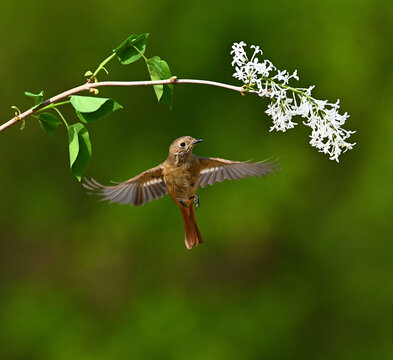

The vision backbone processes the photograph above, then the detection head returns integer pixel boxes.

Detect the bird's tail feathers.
[180,205,203,250]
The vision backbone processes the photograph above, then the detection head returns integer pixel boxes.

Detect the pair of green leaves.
[68,96,123,180]
[25,91,62,135]
[113,34,173,109]
[32,95,122,135]
[26,91,123,181]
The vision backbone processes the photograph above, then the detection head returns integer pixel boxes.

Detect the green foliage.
[15,33,173,181]
[67,123,91,181]
[70,96,123,123]
[114,33,149,65]
[38,112,61,136]
[146,56,173,109]
[25,91,44,109]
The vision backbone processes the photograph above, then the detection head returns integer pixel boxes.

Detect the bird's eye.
[180,142,186,147]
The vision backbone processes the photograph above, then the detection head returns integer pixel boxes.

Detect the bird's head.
[168,136,203,162]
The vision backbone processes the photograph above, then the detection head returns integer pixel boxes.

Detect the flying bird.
[83,136,279,249]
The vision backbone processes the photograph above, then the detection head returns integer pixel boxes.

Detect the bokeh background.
[0,0,392,359]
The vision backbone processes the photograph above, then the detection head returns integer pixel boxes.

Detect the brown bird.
[83,136,278,249]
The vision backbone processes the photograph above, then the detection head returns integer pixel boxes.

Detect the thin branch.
[53,107,69,128]
[1,78,249,133]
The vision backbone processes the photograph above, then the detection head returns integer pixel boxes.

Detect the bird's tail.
[179,205,203,250]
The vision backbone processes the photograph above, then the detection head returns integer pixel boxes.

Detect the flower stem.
[269,79,317,106]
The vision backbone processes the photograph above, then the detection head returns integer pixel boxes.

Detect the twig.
[1,78,250,133]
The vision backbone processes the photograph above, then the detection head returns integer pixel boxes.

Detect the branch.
[0,78,248,133]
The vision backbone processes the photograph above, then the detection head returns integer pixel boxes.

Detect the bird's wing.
[198,157,279,188]
[83,164,168,206]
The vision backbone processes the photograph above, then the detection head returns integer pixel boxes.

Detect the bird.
[83,136,279,250]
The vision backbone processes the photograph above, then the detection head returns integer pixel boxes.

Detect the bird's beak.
[192,139,203,145]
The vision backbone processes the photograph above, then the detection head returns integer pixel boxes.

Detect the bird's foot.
[193,195,200,209]
[177,198,186,207]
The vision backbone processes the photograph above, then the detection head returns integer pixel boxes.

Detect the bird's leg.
[193,195,200,209]
[177,198,186,207]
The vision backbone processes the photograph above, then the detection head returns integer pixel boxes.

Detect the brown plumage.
[83,136,279,249]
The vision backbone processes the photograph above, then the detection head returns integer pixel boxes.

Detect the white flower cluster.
[231,41,355,162]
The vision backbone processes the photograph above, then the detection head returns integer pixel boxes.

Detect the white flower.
[230,41,248,67]
[266,98,298,132]
[231,41,355,162]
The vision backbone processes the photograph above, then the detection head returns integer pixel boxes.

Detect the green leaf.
[38,112,62,136]
[146,56,173,109]
[114,33,148,65]
[67,123,92,181]
[70,96,122,123]
[25,91,44,108]
[71,96,108,112]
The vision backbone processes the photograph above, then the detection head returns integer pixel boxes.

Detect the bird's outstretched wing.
[198,157,279,188]
[83,164,168,206]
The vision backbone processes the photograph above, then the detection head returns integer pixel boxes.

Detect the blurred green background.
[0,0,392,359]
